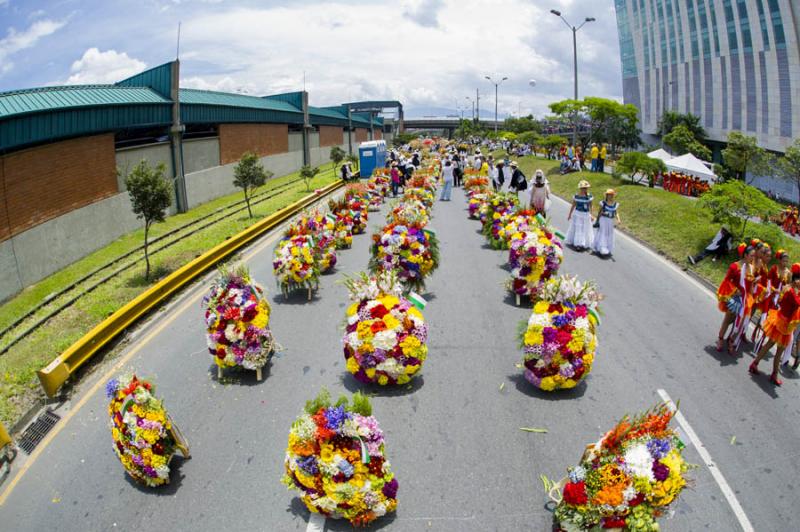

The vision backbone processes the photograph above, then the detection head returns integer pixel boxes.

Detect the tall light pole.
[475,88,480,122]
[550,9,595,146]
[485,75,508,133]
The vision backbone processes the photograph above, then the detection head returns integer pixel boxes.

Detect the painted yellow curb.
[0,422,10,450]
[36,180,345,398]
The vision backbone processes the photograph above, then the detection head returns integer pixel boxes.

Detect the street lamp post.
[550,9,595,146]
[485,75,508,133]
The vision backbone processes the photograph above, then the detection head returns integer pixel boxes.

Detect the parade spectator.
[590,143,599,172]
[593,189,621,256]
[599,144,607,173]
[440,160,454,201]
[529,169,550,217]
[688,227,732,265]
[390,162,401,197]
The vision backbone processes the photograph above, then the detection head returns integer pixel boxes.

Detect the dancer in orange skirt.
[750,242,773,343]
[716,244,759,354]
[749,263,800,386]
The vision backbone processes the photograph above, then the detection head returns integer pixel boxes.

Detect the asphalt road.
[0,185,797,531]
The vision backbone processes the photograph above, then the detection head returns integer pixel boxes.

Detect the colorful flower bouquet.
[273,234,320,298]
[342,272,428,385]
[552,404,691,531]
[468,193,489,220]
[366,184,384,211]
[368,174,391,197]
[107,374,188,487]
[481,192,518,229]
[507,229,564,303]
[369,223,440,293]
[495,210,540,248]
[519,276,602,391]
[282,389,398,526]
[204,265,275,379]
[345,184,370,221]
[403,187,435,209]
[388,199,430,227]
[464,176,489,192]
[407,175,437,195]
[285,211,338,273]
[329,199,354,249]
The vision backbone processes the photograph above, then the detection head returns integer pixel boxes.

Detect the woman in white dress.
[529,169,550,217]
[592,189,621,256]
[565,180,594,251]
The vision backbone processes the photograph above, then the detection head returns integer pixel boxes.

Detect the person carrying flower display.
[565,180,594,251]
[716,244,760,354]
[749,263,800,386]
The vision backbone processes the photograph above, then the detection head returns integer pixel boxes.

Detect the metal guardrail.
[36,180,345,398]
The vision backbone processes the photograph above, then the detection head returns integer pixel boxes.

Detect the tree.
[329,146,346,176]
[662,124,712,161]
[454,118,486,139]
[300,165,321,192]
[721,131,772,183]
[392,132,417,147]
[776,139,800,202]
[124,161,173,280]
[615,152,666,187]
[502,115,541,134]
[698,180,779,241]
[233,152,272,218]
[548,97,641,155]
[656,111,707,139]
[541,135,568,159]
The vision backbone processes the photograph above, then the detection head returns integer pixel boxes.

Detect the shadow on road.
[273,289,321,305]
[702,345,741,367]
[502,291,531,310]
[748,373,779,399]
[123,455,187,495]
[325,512,397,531]
[508,373,587,400]
[341,372,425,397]
[207,360,272,386]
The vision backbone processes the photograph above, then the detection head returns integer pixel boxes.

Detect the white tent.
[665,153,717,183]
[647,148,673,163]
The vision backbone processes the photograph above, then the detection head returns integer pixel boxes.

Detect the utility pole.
[476,88,480,123]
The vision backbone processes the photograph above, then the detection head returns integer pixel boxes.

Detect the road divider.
[36,180,345,398]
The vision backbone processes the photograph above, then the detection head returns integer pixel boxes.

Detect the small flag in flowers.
[358,437,371,464]
[423,228,437,240]
[535,214,546,225]
[587,307,601,326]
[408,292,427,311]
[554,230,566,240]
[326,213,336,223]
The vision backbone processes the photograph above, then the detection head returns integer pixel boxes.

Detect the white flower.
[340,418,360,438]
[373,330,398,351]
[224,324,241,342]
[528,313,551,327]
[315,496,338,513]
[372,503,387,517]
[376,358,403,378]
[623,443,655,481]
[346,332,363,349]
[574,317,589,331]
[623,484,638,502]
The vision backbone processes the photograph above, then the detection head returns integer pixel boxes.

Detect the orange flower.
[592,482,625,507]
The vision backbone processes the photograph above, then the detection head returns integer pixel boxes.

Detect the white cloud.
[174,0,620,118]
[0,18,66,75]
[64,48,147,85]
[181,75,257,94]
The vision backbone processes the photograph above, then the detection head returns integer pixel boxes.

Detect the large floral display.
[328,198,354,249]
[204,265,275,379]
[463,176,489,193]
[388,199,430,227]
[107,374,188,487]
[552,404,691,531]
[284,210,338,274]
[520,275,602,391]
[342,272,428,385]
[273,234,319,298]
[403,187,435,209]
[507,228,564,303]
[481,192,518,229]
[282,389,399,526]
[345,185,369,234]
[369,223,439,292]
[468,192,490,220]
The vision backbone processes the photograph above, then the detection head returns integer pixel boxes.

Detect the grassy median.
[0,168,338,426]
[512,155,794,287]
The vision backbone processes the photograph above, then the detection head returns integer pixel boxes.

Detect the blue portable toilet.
[358,140,387,179]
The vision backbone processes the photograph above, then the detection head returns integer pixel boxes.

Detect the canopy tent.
[665,153,717,183]
[647,148,673,163]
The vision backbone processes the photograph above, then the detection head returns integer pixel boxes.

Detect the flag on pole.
[408,292,427,311]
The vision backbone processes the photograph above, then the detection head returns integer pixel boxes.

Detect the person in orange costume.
[716,244,759,354]
[750,242,774,343]
[749,263,800,386]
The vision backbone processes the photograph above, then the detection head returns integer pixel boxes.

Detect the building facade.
[614,0,799,153]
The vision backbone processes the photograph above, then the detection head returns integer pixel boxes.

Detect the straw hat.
[578,180,591,189]
[510,161,518,167]
[605,188,616,196]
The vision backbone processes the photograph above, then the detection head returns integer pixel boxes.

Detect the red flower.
[555,330,573,346]
[370,305,389,319]
[562,481,588,505]
[574,305,588,318]
[370,320,387,334]
[602,517,627,529]
[223,307,241,320]
[629,493,645,507]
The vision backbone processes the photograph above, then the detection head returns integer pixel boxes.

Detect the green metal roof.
[0,85,170,119]
[179,88,301,114]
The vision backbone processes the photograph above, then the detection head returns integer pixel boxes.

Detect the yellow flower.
[533,301,550,314]
[399,336,421,356]
[346,357,360,374]
[377,375,389,385]
[251,310,268,330]
[380,295,400,309]
[396,374,410,385]
[365,368,376,379]
[524,327,543,346]
[383,315,400,330]
[319,443,334,463]
[356,321,373,338]
[540,377,557,391]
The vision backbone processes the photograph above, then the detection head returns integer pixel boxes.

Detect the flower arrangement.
[107,374,180,487]
[407,175,437,195]
[519,276,602,391]
[282,389,398,526]
[388,199,430,227]
[329,198,354,249]
[204,265,275,376]
[495,210,540,248]
[507,229,564,301]
[345,184,370,224]
[482,193,518,233]
[464,176,489,192]
[369,223,440,293]
[285,211,338,273]
[342,272,428,385]
[553,404,691,531]
[273,234,320,295]
[366,184,384,211]
[467,193,489,220]
[368,174,391,197]
[403,187,435,209]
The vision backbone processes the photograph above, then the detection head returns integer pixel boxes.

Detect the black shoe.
[688,255,696,265]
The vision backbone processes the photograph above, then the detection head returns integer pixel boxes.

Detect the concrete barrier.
[36,179,345,398]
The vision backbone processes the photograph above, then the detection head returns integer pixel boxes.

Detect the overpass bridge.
[401,117,501,138]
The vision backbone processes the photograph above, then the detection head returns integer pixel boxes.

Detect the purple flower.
[105,378,119,398]
[324,406,350,431]
[298,455,319,475]
[382,478,399,499]
[647,438,671,459]
[652,462,670,481]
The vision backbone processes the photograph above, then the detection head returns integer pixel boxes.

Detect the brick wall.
[0,133,117,241]
[318,126,344,147]
[219,123,289,165]
[355,128,369,143]
[374,130,383,140]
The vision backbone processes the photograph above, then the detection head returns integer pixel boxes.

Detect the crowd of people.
[558,142,608,175]
[715,240,800,386]
[660,171,711,197]
[778,206,800,236]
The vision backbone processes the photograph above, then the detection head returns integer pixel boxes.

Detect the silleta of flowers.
[553,404,691,531]
[482,192,518,230]
[329,198,354,249]
[204,265,275,376]
[463,176,489,193]
[273,234,320,295]
[407,175,437,195]
[282,389,399,527]
[403,187,434,209]
[107,374,178,487]
[388,199,430,228]
[494,210,540,248]
[368,174,391,197]
[468,192,489,220]
[345,185,370,234]
[507,228,564,301]
[342,272,428,385]
[369,223,440,293]
[520,275,602,392]
[285,210,338,273]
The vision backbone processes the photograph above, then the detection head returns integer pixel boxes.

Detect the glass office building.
[614,0,799,153]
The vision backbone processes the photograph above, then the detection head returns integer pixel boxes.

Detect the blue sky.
[0,0,622,118]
